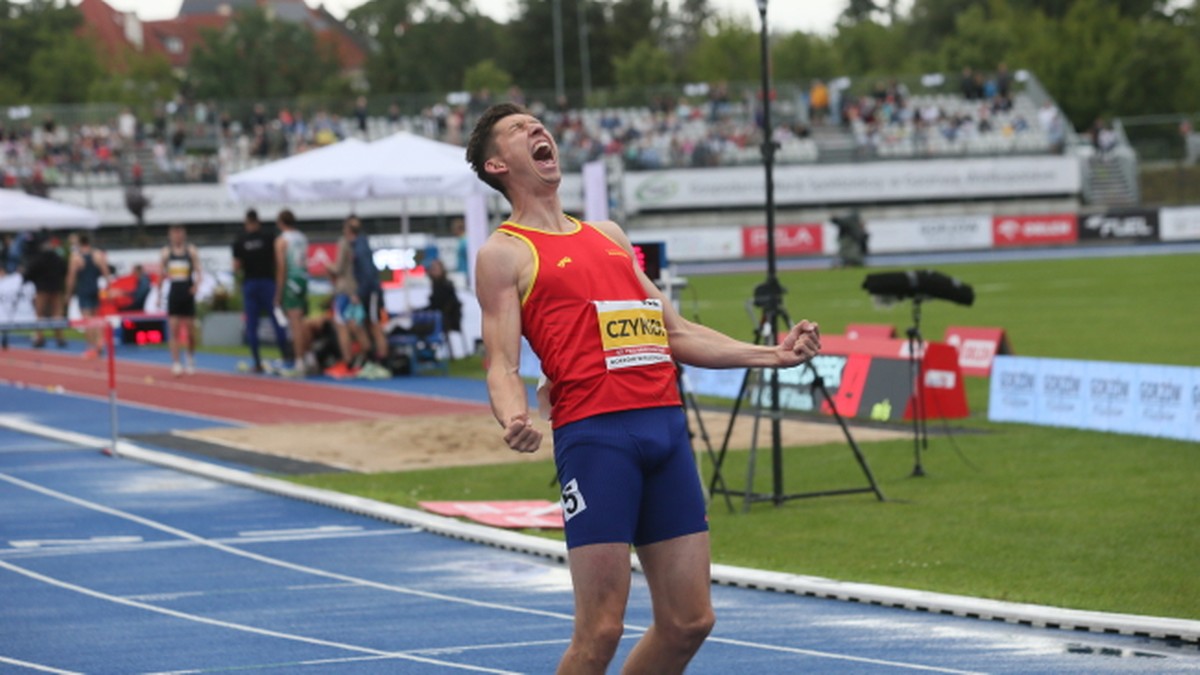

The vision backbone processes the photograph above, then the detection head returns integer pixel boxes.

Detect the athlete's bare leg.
[557,542,633,675]
[622,532,715,674]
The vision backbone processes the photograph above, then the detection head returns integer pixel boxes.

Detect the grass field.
[290,252,1200,620]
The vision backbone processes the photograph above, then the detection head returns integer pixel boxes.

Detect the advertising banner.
[623,156,1080,213]
[1159,206,1200,242]
[741,223,824,257]
[685,336,968,422]
[865,214,992,253]
[1079,209,1159,242]
[943,326,1013,377]
[626,226,743,262]
[991,213,1078,247]
[989,356,1199,442]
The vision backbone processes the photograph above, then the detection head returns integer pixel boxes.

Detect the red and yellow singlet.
[499,217,681,428]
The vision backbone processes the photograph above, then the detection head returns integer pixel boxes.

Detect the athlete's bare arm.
[476,234,542,453]
[273,237,286,307]
[589,220,821,369]
[189,245,202,294]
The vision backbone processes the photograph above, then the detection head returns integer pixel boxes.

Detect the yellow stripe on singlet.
[499,216,584,306]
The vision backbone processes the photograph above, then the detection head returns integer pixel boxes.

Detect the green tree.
[773,31,840,82]
[613,39,675,89]
[685,17,758,83]
[464,59,513,94]
[88,51,179,109]
[28,34,103,104]
[0,0,85,103]
[187,7,345,102]
[347,0,504,98]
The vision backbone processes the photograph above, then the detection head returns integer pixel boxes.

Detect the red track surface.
[0,349,485,426]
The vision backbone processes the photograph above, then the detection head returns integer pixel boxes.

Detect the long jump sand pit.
[183,411,908,473]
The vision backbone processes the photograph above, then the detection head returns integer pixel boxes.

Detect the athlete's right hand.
[503,413,542,453]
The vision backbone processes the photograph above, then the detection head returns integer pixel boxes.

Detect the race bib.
[594,299,671,370]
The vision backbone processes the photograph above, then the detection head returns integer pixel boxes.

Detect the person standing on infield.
[160,224,201,375]
[466,102,822,674]
[66,233,112,359]
[232,209,289,373]
[273,209,314,376]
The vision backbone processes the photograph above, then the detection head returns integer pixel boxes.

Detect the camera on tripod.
[862,270,975,307]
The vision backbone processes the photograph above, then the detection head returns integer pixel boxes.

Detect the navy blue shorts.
[553,406,708,549]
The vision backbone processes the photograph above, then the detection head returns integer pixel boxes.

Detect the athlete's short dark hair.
[277,209,296,227]
[466,102,530,201]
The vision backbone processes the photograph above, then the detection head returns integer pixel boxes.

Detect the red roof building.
[75,0,366,79]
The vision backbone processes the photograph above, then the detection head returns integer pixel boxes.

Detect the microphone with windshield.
[861,270,975,306]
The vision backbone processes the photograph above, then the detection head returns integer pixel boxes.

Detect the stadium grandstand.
[2,69,1141,241]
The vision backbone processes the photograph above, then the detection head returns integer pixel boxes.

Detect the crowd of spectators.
[834,65,1059,158]
[2,71,1076,193]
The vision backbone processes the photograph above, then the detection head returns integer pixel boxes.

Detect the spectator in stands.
[1181,120,1200,165]
[1039,102,1065,153]
[66,233,112,359]
[1092,117,1118,158]
[809,79,830,124]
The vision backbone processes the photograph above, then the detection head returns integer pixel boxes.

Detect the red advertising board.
[419,500,564,529]
[805,336,969,420]
[943,326,1013,376]
[991,213,1078,247]
[742,223,823,257]
[306,243,338,277]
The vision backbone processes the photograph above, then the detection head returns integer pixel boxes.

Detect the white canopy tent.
[225,138,371,204]
[0,189,101,231]
[225,132,494,285]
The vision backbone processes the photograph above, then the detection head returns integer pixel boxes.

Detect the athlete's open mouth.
[533,141,555,165]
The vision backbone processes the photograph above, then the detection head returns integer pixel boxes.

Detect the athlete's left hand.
[777,320,820,367]
[503,413,542,454]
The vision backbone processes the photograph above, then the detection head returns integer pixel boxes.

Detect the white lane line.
[704,636,987,674]
[0,470,576,623]
[0,385,244,427]
[0,527,417,560]
[0,360,394,420]
[237,526,362,538]
[0,469,996,673]
[0,559,518,674]
[10,536,143,549]
[0,655,81,674]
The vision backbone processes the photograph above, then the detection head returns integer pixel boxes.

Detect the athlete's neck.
[507,195,572,233]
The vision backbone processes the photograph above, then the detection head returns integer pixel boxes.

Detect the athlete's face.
[486,113,560,191]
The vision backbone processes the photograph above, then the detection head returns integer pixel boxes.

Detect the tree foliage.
[186,8,345,102]
[3,0,1199,134]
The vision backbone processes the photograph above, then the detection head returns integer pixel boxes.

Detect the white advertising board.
[989,356,1199,442]
[1159,206,1200,242]
[628,227,743,262]
[865,214,993,253]
[622,156,1080,213]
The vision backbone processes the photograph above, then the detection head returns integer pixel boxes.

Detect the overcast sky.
[85,0,847,35]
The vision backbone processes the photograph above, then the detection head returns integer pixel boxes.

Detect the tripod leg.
[808,365,885,501]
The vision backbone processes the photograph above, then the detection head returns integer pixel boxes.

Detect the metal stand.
[905,297,929,477]
[704,0,883,513]
[677,363,733,513]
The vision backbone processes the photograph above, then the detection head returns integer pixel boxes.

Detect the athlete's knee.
[573,619,625,665]
[660,607,715,652]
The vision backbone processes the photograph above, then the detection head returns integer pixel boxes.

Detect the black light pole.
[752,0,787,504]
